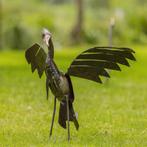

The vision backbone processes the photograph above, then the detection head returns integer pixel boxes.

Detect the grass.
[0,46,147,146]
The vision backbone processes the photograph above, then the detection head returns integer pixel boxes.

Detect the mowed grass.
[0,46,147,146]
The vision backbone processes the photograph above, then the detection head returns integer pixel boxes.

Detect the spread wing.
[67,47,136,83]
[25,43,47,78]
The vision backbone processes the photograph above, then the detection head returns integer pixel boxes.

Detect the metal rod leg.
[66,96,70,141]
[49,97,56,138]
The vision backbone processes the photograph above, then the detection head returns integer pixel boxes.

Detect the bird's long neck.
[48,38,54,59]
[45,38,60,81]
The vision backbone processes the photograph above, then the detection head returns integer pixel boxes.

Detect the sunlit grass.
[0,46,147,146]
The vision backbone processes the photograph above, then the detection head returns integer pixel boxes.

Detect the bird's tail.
[58,99,79,130]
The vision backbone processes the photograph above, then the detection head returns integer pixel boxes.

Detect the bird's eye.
[42,34,45,38]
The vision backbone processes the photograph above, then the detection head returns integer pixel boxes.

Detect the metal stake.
[49,97,56,138]
[66,95,70,141]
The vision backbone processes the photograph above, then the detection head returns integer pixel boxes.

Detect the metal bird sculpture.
[25,28,136,141]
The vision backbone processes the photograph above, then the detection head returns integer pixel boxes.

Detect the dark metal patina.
[25,29,136,141]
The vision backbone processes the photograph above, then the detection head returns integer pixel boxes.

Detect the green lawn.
[0,46,147,146]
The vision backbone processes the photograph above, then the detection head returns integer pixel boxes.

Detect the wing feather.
[67,47,136,83]
[84,47,136,61]
[25,43,47,78]
[71,60,121,71]
[68,66,102,83]
[76,53,130,66]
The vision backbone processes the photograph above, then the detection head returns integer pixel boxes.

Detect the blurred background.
[0,0,147,146]
[0,0,147,50]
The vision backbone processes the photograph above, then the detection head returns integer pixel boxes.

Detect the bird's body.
[45,58,69,99]
[44,56,78,140]
[25,28,136,141]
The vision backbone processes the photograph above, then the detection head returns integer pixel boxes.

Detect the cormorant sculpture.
[25,29,136,141]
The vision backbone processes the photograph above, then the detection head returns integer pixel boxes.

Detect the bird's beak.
[42,28,52,47]
[43,34,51,47]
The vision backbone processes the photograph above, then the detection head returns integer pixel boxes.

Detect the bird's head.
[42,28,52,47]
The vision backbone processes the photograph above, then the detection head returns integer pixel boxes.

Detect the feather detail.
[67,46,136,83]
[25,43,47,78]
